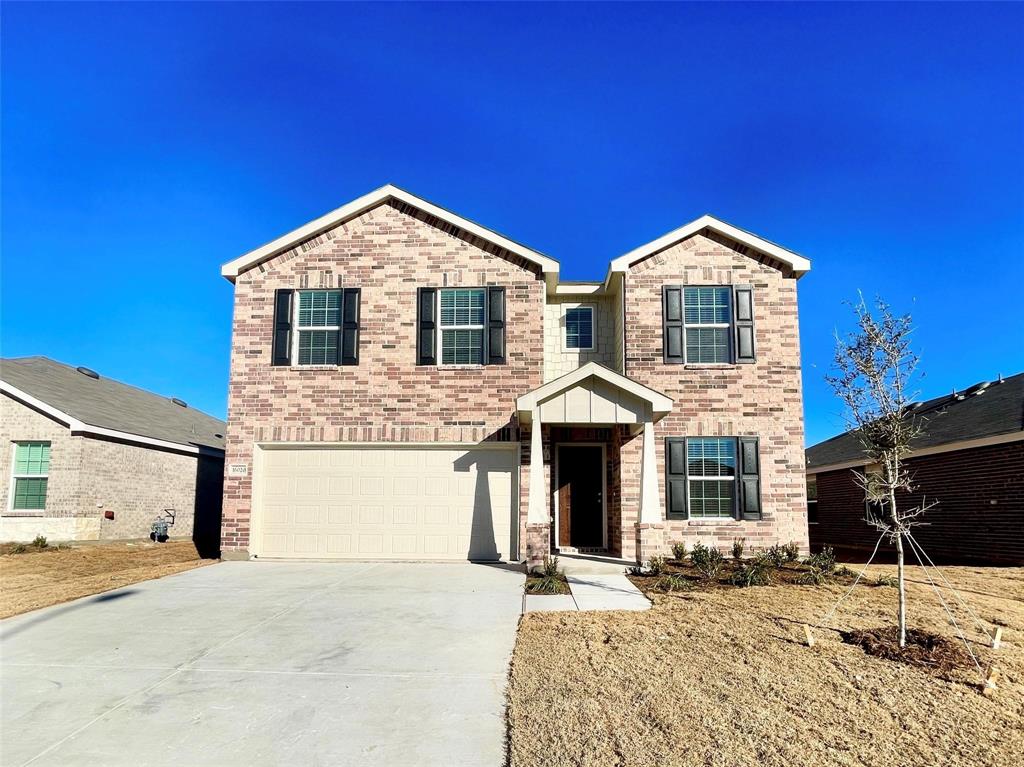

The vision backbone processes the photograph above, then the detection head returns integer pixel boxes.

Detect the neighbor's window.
[11,442,50,511]
[295,290,341,365]
[564,306,594,350]
[807,476,818,524]
[684,287,731,363]
[687,438,736,517]
[439,288,486,364]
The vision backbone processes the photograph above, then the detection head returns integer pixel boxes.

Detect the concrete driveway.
[1,561,524,766]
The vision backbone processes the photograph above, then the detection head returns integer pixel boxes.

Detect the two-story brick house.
[220,185,810,567]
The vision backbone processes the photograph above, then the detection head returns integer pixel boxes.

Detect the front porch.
[516,362,673,570]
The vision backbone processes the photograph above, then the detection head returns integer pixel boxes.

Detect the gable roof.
[806,371,1024,473]
[221,184,560,283]
[516,362,673,419]
[608,214,811,277]
[0,357,226,455]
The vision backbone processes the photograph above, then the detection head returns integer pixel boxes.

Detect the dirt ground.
[507,565,1024,767]
[0,540,216,619]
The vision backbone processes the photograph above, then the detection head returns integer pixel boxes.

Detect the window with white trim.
[294,290,341,365]
[564,306,595,350]
[10,442,50,511]
[684,287,731,363]
[686,437,736,518]
[439,288,486,365]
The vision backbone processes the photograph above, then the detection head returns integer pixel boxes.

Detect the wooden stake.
[803,624,816,647]
[983,665,999,696]
[989,627,1002,651]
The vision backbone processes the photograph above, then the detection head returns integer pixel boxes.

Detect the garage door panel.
[255,446,515,561]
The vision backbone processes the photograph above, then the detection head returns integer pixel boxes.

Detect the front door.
[557,446,604,549]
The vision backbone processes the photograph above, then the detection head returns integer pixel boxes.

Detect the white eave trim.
[608,214,811,276]
[805,430,1024,476]
[516,362,673,417]
[221,184,560,282]
[1,380,224,458]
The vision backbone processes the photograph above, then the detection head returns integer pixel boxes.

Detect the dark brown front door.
[557,446,603,549]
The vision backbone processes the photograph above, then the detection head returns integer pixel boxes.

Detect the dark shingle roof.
[1,356,225,452]
[806,372,1024,470]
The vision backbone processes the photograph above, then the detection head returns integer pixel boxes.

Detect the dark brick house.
[806,372,1024,565]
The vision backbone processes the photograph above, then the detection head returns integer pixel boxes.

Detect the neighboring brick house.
[0,357,225,551]
[806,372,1024,565]
[220,185,811,566]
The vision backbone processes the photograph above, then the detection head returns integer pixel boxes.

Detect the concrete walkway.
[1,561,523,767]
[523,574,651,613]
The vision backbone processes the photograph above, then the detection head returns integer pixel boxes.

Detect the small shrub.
[670,541,687,562]
[804,547,837,575]
[627,565,645,576]
[32,535,48,549]
[541,555,560,577]
[525,575,566,594]
[763,545,787,568]
[875,574,898,588]
[647,555,668,576]
[836,565,855,578]
[798,568,828,585]
[731,555,773,587]
[10,543,28,554]
[782,541,800,563]
[731,537,746,561]
[657,573,693,593]
[690,542,724,580]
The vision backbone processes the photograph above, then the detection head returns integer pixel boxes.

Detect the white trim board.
[222,184,560,282]
[805,430,1024,476]
[516,361,672,418]
[0,382,223,458]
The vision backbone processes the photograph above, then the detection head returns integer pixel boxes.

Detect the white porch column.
[527,409,547,524]
[639,416,663,523]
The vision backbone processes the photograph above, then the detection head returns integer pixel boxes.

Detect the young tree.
[826,296,934,647]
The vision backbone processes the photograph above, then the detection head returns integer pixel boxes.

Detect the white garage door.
[253,445,516,561]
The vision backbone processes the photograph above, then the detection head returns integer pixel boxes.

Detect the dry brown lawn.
[0,540,215,618]
[507,565,1024,767]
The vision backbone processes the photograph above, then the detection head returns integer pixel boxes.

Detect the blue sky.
[2,2,1021,446]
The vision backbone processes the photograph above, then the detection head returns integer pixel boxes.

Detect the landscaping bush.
[731,554,773,587]
[804,547,837,575]
[731,537,746,561]
[763,545,787,568]
[670,541,687,562]
[541,555,560,577]
[782,541,800,562]
[647,555,668,576]
[690,542,724,580]
[875,574,898,588]
[657,573,693,593]
[798,567,829,585]
[32,535,48,550]
[10,543,28,554]
[525,575,567,594]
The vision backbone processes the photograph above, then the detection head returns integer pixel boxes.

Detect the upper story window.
[439,288,486,365]
[684,287,731,363]
[10,441,50,511]
[564,306,594,350]
[296,290,341,365]
[270,288,360,367]
[662,284,756,365]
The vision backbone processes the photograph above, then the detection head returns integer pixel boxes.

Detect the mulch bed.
[628,559,859,594]
[842,625,974,672]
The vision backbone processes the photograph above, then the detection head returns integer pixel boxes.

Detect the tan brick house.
[0,357,225,549]
[220,185,811,566]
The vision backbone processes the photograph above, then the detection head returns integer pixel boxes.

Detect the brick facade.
[622,232,808,556]
[0,393,223,546]
[810,441,1024,565]
[223,200,809,563]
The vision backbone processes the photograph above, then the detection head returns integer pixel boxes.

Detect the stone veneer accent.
[0,393,223,543]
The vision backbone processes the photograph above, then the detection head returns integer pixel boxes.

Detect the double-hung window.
[564,306,594,350]
[686,438,737,517]
[10,442,50,511]
[683,287,732,363]
[295,290,341,365]
[439,288,486,365]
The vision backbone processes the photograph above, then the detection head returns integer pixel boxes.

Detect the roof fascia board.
[1,380,222,457]
[608,214,811,276]
[516,362,673,415]
[805,430,1024,476]
[222,184,559,282]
